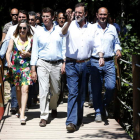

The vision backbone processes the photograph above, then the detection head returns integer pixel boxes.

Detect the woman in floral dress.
[5,19,34,125]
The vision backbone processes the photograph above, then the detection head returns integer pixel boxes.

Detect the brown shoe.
[66,123,76,132]
[51,109,57,118]
[39,119,47,127]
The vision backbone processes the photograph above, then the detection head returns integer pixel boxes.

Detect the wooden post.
[132,55,140,140]
[0,58,4,120]
[114,56,121,121]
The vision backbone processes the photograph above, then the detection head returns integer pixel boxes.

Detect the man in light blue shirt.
[91,7,122,122]
[31,7,66,127]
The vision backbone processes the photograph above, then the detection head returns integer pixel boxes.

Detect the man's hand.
[61,62,66,74]
[62,12,74,35]
[31,71,37,83]
[116,50,122,59]
[99,58,104,67]
[67,11,75,23]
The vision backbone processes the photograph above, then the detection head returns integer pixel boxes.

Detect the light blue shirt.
[30,25,66,65]
[92,23,122,58]
[60,20,103,60]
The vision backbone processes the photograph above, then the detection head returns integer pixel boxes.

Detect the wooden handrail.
[114,55,140,140]
[132,55,140,140]
[0,58,4,121]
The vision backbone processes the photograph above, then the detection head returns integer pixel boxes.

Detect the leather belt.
[66,57,90,63]
[91,56,114,61]
[41,59,63,64]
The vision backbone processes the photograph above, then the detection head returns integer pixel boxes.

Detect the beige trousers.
[37,59,62,120]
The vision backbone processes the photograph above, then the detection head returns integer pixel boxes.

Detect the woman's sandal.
[20,118,26,125]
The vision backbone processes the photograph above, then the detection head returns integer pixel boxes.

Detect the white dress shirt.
[92,23,122,58]
[60,20,103,60]
[35,24,43,31]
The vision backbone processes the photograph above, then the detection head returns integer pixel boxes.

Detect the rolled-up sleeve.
[62,37,66,59]
[0,40,10,59]
[59,23,70,37]
[59,30,69,37]
[114,29,122,53]
[30,33,39,65]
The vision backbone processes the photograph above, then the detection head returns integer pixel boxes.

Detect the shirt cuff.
[114,44,122,53]
[30,60,37,66]
[96,48,104,55]
[59,30,69,37]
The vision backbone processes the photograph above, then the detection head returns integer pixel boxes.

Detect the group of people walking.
[0,2,122,132]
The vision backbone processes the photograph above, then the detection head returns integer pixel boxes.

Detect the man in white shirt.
[61,2,104,132]
[57,12,66,28]
[28,11,43,30]
[56,12,66,104]
[91,7,122,122]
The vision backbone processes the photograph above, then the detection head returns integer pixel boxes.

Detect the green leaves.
[117,20,140,139]
[126,24,132,31]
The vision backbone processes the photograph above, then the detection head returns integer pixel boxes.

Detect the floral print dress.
[4,36,33,86]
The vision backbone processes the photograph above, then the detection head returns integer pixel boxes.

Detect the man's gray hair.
[28,11,36,18]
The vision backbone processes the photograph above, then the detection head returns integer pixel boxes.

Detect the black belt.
[91,56,114,61]
[41,59,63,64]
[66,57,90,63]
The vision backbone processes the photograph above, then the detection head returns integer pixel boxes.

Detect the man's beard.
[75,15,85,23]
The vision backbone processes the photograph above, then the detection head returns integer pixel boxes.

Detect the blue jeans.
[90,58,116,114]
[65,60,88,126]
[86,60,92,101]
[11,85,18,108]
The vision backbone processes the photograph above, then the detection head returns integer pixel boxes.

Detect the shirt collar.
[35,24,38,28]
[96,22,109,29]
[42,24,55,33]
[75,20,88,28]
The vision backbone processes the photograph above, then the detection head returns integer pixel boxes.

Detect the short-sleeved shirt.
[3,21,13,34]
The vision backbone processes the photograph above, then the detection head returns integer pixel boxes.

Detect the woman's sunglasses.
[19,26,27,30]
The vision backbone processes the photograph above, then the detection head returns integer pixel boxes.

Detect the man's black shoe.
[102,106,108,119]
[39,119,47,127]
[77,119,84,127]
[10,108,17,115]
[51,109,57,118]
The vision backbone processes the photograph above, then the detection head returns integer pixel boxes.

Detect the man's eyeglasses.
[29,19,35,21]
[19,26,27,30]
[42,16,51,18]
[18,16,26,19]
[12,14,18,16]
